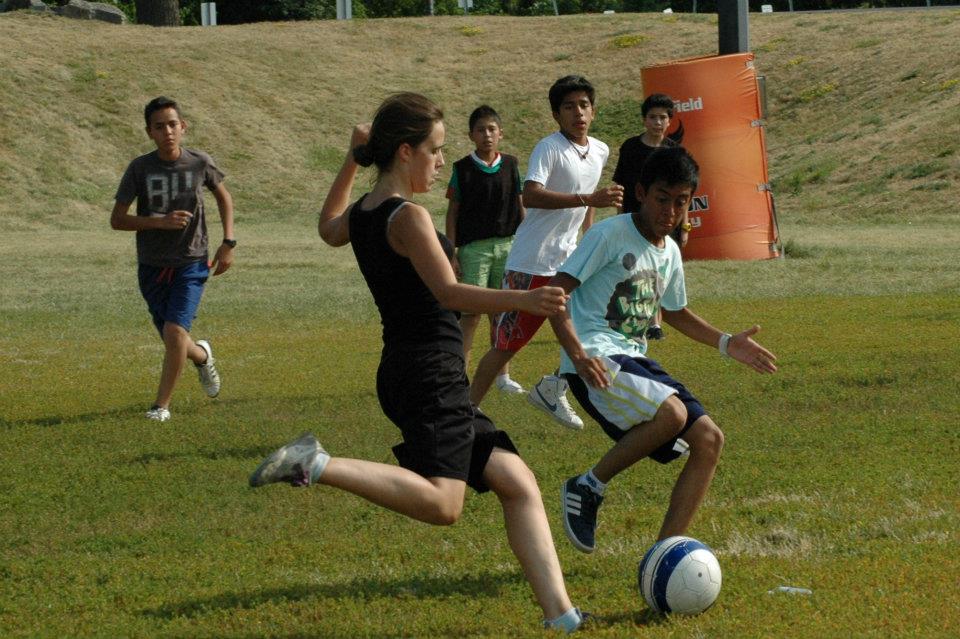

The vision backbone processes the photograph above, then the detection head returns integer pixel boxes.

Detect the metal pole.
[717,0,749,55]
[201,2,217,25]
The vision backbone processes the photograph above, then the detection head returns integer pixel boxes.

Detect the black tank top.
[348,196,462,356]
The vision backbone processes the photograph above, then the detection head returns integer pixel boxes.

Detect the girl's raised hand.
[351,123,371,150]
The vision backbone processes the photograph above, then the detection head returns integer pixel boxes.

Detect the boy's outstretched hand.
[209,243,234,276]
[727,325,777,374]
[522,286,568,317]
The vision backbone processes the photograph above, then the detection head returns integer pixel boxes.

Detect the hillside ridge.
[0,9,957,230]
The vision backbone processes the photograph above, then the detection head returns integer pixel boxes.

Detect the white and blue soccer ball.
[638,536,722,615]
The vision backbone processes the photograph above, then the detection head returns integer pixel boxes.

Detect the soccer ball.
[638,536,722,615]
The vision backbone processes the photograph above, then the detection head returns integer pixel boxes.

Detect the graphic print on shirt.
[146,171,194,214]
[604,253,662,343]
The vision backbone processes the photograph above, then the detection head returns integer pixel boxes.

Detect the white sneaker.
[195,340,220,398]
[249,432,330,488]
[495,374,525,395]
[528,375,584,430]
[146,406,171,422]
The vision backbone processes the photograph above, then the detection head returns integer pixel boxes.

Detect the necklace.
[565,135,589,160]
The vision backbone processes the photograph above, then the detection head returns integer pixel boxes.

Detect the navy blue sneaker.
[562,476,603,553]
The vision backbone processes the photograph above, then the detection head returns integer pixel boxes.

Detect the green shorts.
[458,236,514,290]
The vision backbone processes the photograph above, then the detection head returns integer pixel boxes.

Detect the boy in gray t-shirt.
[111,96,237,422]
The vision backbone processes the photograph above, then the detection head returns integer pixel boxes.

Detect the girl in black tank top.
[347,195,462,356]
[250,94,585,633]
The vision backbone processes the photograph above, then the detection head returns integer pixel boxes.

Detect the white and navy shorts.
[563,354,707,464]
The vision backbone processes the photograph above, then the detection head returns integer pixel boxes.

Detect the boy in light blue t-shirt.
[546,146,779,554]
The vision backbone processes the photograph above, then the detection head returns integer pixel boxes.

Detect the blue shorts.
[138,261,209,336]
[564,354,707,464]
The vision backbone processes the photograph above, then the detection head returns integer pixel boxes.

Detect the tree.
[136,0,181,25]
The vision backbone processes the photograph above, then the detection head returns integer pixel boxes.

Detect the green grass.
[2,297,960,637]
[610,33,646,48]
[2,222,960,637]
[2,7,960,638]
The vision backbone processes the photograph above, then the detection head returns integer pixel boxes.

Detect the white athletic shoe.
[528,375,584,430]
[495,374,525,395]
[146,406,171,422]
[249,432,330,488]
[195,340,220,398]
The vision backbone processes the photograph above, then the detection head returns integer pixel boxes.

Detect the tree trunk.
[135,0,181,26]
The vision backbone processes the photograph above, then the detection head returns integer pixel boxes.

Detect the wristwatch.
[680,223,693,232]
[222,238,237,248]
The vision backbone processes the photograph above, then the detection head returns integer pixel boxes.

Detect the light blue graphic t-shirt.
[558,214,686,375]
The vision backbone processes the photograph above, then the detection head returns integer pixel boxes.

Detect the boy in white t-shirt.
[469,75,624,429]
[546,146,778,553]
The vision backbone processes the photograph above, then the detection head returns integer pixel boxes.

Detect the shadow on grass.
[176,632,416,639]
[0,405,147,429]
[132,445,276,464]
[141,570,529,620]
[590,608,669,629]
[0,395,346,432]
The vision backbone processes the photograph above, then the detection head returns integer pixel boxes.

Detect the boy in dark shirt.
[110,96,236,422]
[445,105,525,393]
[612,93,687,340]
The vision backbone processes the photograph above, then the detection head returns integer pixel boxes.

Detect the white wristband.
[718,333,732,358]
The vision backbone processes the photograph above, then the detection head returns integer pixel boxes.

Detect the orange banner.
[642,53,780,260]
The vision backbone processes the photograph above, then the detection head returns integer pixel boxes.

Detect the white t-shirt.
[556,214,686,375]
[505,131,609,276]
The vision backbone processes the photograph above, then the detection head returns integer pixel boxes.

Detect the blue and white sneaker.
[528,375,583,430]
[562,476,603,553]
[249,432,330,488]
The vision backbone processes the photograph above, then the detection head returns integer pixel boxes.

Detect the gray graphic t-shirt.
[115,148,224,267]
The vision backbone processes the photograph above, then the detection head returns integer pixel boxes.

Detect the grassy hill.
[1,8,957,232]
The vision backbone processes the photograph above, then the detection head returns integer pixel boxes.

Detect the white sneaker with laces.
[195,340,221,398]
[495,374,525,395]
[146,406,171,422]
[249,432,330,488]
[528,375,584,430]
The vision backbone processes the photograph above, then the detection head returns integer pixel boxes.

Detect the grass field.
[2,7,960,639]
[2,224,959,637]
